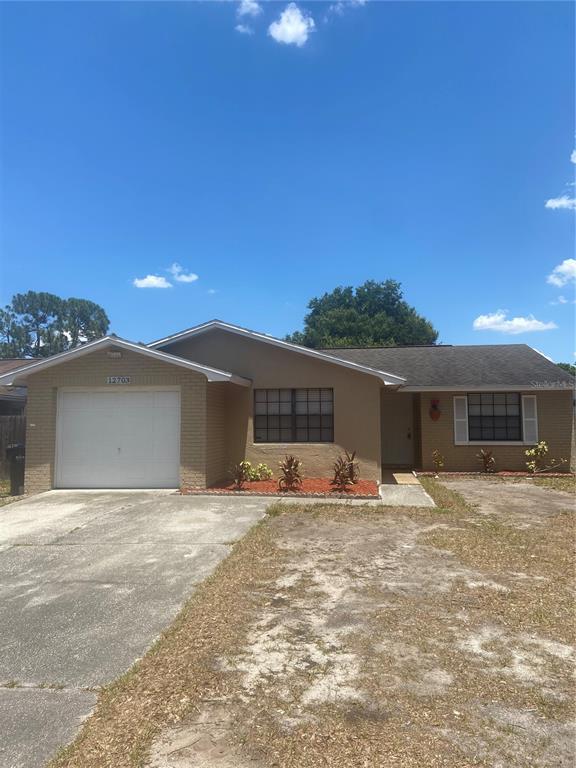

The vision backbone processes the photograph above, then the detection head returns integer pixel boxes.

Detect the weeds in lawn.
[533,475,575,494]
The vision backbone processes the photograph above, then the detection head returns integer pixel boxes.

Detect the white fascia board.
[148,320,406,386]
[401,384,575,392]
[0,337,251,387]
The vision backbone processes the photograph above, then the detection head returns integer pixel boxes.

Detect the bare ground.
[51,479,575,768]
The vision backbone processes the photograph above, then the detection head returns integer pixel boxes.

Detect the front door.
[381,392,415,467]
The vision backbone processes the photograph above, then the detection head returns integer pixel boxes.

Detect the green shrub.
[230,461,251,489]
[431,450,445,476]
[525,441,567,474]
[254,463,273,480]
[230,460,273,484]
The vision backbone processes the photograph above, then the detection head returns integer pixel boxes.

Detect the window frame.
[453,392,538,446]
[253,388,334,444]
[466,392,523,443]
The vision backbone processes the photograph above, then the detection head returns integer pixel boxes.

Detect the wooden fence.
[0,415,26,480]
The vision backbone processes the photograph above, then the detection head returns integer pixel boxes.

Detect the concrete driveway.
[0,490,271,768]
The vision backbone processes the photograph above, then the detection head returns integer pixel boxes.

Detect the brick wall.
[418,390,574,472]
[205,382,229,486]
[24,349,208,493]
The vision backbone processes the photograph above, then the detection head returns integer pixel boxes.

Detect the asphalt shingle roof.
[320,344,575,388]
[0,359,30,375]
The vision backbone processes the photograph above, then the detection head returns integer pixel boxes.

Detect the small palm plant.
[344,449,360,484]
[331,455,354,491]
[278,455,303,491]
[477,449,496,474]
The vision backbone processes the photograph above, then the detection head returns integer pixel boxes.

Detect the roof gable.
[148,320,406,386]
[0,337,251,387]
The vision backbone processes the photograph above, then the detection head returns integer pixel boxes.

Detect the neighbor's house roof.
[321,344,575,391]
[0,337,251,387]
[148,320,407,386]
[0,360,30,402]
[0,359,31,375]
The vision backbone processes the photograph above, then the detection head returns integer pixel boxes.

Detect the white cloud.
[545,195,576,210]
[328,0,366,16]
[168,263,199,283]
[550,295,568,305]
[547,258,576,287]
[207,288,218,295]
[571,149,576,164]
[236,23,254,34]
[473,310,557,335]
[238,0,262,17]
[133,275,172,289]
[269,3,315,47]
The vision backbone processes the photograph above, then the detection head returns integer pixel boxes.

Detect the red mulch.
[181,477,380,499]
[416,471,573,478]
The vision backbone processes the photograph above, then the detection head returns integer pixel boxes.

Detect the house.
[0,320,572,493]
[0,359,28,415]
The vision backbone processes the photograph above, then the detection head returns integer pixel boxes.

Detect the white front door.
[56,389,181,488]
[381,392,414,467]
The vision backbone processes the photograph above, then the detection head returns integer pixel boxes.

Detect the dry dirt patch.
[52,481,575,768]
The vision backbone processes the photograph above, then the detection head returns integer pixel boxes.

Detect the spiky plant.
[278,455,303,491]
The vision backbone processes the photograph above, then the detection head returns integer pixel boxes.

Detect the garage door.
[56,389,181,488]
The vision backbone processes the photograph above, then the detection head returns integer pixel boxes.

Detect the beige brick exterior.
[24,348,208,493]
[418,390,574,472]
[205,382,229,486]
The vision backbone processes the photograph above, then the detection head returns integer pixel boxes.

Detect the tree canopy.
[0,291,110,358]
[557,362,576,377]
[286,280,438,348]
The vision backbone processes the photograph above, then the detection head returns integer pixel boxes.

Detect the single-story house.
[0,320,573,493]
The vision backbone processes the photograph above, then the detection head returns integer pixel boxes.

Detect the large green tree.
[286,280,438,348]
[557,362,576,377]
[0,291,110,358]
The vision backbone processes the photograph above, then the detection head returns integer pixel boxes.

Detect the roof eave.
[401,384,575,392]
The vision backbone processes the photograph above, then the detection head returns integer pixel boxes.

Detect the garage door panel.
[56,390,181,489]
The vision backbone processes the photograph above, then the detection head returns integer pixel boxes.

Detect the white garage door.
[56,389,181,489]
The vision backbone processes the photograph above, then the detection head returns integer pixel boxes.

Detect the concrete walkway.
[379,472,436,507]
[0,491,271,768]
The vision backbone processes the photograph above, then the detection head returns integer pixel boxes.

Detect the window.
[467,393,522,441]
[254,388,334,443]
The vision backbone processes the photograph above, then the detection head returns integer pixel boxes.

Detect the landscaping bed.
[417,470,573,478]
[181,477,380,499]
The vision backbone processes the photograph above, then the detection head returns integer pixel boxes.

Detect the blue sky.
[1,1,574,360]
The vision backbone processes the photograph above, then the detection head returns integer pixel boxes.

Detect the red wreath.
[429,399,441,421]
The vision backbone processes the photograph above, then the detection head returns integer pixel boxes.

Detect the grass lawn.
[531,475,575,494]
[50,478,575,768]
[0,478,25,508]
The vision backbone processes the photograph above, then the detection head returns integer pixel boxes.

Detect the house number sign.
[106,376,131,384]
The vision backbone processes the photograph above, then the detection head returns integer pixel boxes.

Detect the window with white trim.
[254,388,334,443]
[467,393,521,441]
